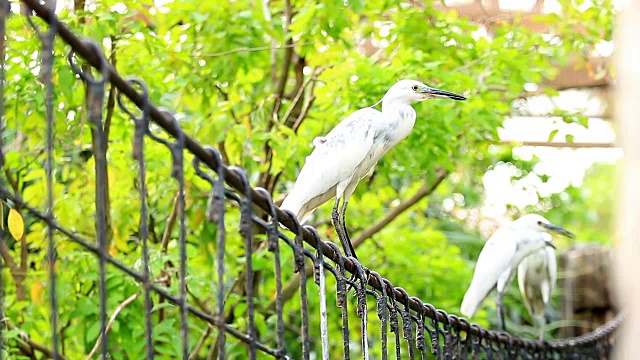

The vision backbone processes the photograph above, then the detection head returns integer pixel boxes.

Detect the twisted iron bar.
[1,0,624,358]
[116,78,155,359]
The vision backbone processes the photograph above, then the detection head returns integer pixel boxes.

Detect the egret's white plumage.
[518,246,557,340]
[280,107,391,223]
[280,79,466,258]
[460,214,573,331]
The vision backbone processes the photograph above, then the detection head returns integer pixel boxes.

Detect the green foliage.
[527,162,617,245]
[1,0,615,356]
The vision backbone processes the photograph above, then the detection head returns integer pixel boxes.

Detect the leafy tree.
[1,0,615,357]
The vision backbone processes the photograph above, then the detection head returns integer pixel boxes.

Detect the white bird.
[460,214,574,332]
[280,79,466,259]
[518,246,557,340]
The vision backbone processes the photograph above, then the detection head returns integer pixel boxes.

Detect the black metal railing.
[0,1,622,359]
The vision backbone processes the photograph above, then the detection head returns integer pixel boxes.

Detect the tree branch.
[19,209,27,294]
[207,240,269,359]
[214,84,240,124]
[452,54,491,74]
[85,292,141,360]
[2,168,27,301]
[189,324,214,360]
[291,66,330,133]
[0,239,24,301]
[161,191,180,254]
[260,0,297,194]
[282,65,331,129]
[270,0,293,120]
[194,42,313,58]
[0,240,18,274]
[157,190,182,322]
[261,65,329,193]
[258,0,305,192]
[501,140,617,148]
[186,285,212,314]
[262,262,314,314]
[351,168,449,249]
[2,314,68,359]
[212,86,236,165]
[3,167,18,192]
[281,61,311,128]
[262,0,277,83]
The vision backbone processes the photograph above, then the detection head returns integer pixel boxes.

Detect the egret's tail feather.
[280,196,303,220]
[460,283,490,319]
[460,294,479,319]
[280,195,317,225]
[298,209,315,225]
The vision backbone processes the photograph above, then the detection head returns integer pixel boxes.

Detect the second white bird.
[460,214,574,332]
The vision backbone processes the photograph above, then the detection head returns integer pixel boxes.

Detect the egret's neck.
[381,99,417,124]
[380,99,417,144]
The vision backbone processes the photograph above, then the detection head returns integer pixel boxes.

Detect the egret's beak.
[420,86,467,101]
[545,241,556,249]
[542,223,576,239]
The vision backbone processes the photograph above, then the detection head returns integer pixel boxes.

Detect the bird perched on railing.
[280,79,466,260]
[518,246,557,340]
[460,214,574,332]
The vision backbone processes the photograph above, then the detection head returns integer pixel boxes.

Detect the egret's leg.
[496,292,506,332]
[331,197,353,258]
[332,197,360,292]
[537,315,546,341]
[339,199,357,260]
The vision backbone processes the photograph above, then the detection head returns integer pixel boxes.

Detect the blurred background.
[2,0,621,357]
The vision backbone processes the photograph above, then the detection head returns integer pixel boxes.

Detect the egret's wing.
[543,246,557,303]
[517,255,531,312]
[281,108,381,219]
[518,250,541,319]
[460,226,517,318]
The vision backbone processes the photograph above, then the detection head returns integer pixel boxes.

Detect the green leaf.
[58,69,76,102]
[151,302,175,313]
[578,115,590,128]
[543,87,560,97]
[86,321,102,343]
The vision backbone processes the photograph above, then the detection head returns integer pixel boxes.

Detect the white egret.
[518,246,557,340]
[460,214,574,332]
[280,79,466,259]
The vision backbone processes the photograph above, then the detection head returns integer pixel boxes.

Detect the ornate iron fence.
[0,1,622,359]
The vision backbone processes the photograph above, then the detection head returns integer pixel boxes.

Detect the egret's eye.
[537,221,542,225]
[412,85,419,91]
